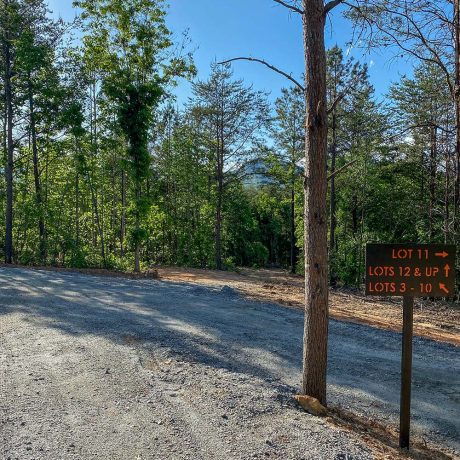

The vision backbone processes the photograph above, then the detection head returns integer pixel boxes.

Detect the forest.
[1,0,459,290]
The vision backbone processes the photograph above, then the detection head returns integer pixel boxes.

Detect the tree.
[389,62,454,242]
[0,0,19,263]
[75,0,195,271]
[15,8,63,263]
[190,62,269,270]
[348,0,460,240]
[270,86,304,273]
[222,0,357,404]
[326,45,367,285]
[153,106,215,267]
[0,0,55,263]
[299,0,332,403]
[336,70,386,286]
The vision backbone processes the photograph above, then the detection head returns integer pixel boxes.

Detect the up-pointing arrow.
[444,264,451,278]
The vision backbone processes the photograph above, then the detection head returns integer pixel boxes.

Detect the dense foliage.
[0,0,458,292]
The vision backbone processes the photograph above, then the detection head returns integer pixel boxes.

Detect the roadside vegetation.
[1,0,458,294]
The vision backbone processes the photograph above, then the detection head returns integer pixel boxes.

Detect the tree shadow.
[1,267,459,454]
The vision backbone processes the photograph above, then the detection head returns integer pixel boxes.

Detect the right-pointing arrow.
[439,283,449,294]
[435,251,449,258]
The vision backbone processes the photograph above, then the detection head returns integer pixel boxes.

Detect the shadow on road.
[1,267,459,455]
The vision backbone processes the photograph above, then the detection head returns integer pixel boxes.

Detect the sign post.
[365,243,456,449]
[399,295,413,449]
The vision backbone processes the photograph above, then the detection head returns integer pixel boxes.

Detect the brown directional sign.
[365,244,456,297]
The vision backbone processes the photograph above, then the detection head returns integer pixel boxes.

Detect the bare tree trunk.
[121,169,126,256]
[215,160,223,270]
[329,111,337,286]
[290,185,296,273]
[429,124,437,240]
[28,79,46,262]
[134,243,140,272]
[75,172,80,246]
[215,117,224,270]
[110,162,116,251]
[134,185,141,272]
[87,79,106,266]
[301,0,329,405]
[445,138,450,243]
[351,194,358,235]
[89,176,106,266]
[4,13,14,264]
[454,0,460,300]
[2,84,6,176]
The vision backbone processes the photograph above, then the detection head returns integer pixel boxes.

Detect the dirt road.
[159,267,460,346]
[1,267,459,459]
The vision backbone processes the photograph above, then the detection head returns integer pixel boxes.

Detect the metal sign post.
[399,296,413,449]
[365,243,456,450]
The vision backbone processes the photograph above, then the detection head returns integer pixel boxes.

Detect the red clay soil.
[158,267,460,347]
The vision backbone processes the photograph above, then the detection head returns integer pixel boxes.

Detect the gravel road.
[0,267,459,460]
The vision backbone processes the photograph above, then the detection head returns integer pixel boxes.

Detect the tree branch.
[273,0,304,14]
[387,123,454,141]
[327,159,357,181]
[327,92,347,115]
[324,0,344,15]
[218,57,305,92]
[327,68,366,114]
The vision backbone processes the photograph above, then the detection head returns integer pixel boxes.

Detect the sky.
[46,0,414,106]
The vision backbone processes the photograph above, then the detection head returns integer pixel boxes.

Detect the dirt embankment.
[158,267,460,346]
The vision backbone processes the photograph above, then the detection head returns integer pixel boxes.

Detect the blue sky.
[47,0,413,105]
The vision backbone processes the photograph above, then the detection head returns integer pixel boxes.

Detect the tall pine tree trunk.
[28,79,46,262]
[134,184,141,273]
[445,133,450,243]
[301,0,329,405]
[455,0,460,232]
[215,156,223,270]
[329,111,337,286]
[4,21,13,264]
[290,184,296,273]
[75,172,80,247]
[429,124,437,240]
[121,169,126,256]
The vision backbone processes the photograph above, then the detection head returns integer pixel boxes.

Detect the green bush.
[248,241,269,268]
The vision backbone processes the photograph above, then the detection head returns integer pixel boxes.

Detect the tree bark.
[429,124,437,240]
[301,0,329,405]
[215,154,223,270]
[89,177,106,266]
[454,0,460,233]
[121,169,126,256]
[444,132,450,243]
[75,172,80,247]
[215,109,224,270]
[329,111,337,286]
[3,9,14,264]
[28,78,46,262]
[290,185,296,273]
[134,184,141,273]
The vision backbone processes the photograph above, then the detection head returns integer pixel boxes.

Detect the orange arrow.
[435,251,449,258]
[439,283,449,294]
[444,264,451,278]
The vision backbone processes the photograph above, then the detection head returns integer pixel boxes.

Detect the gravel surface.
[0,267,458,460]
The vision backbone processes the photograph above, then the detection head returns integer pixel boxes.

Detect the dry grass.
[327,406,458,460]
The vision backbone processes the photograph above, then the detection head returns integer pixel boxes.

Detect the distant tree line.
[0,0,458,293]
